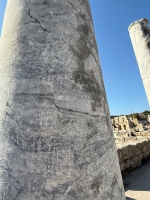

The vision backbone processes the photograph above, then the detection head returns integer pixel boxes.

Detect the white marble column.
[129,18,150,105]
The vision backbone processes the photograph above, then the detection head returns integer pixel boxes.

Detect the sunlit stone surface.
[129,18,150,105]
[0,0,125,199]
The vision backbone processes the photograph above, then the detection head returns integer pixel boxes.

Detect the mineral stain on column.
[0,0,125,199]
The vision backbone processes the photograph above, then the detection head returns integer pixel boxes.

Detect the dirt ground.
[123,161,150,200]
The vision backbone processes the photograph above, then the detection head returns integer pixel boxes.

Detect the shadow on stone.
[123,161,150,192]
[126,197,136,200]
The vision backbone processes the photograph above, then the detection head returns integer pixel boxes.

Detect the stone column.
[0,0,125,199]
[128,18,150,105]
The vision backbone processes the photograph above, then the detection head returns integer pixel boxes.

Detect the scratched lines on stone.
[46,149,73,177]
[39,106,62,132]
[0,158,10,184]
[25,152,74,197]
[67,0,91,21]
[10,128,71,153]
[38,43,73,74]
[0,158,21,199]
[27,148,73,178]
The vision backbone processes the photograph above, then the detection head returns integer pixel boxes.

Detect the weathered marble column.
[128,18,150,105]
[0,0,125,199]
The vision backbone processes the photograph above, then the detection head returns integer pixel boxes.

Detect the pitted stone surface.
[0,0,125,199]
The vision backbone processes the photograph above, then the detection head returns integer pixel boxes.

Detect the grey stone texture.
[128,18,150,105]
[0,0,125,199]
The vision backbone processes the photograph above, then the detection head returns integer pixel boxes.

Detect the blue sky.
[0,0,150,115]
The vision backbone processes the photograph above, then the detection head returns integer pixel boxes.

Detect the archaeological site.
[111,111,150,174]
[1,1,150,200]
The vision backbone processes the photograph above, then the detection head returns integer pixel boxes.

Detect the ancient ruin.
[110,112,150,174]
[112,114,150,132]
[0,0,125,199]
[112,116,135,131]
[128,18,150,105]
[116,131,150,174]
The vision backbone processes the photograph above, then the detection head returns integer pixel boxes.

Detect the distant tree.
[111,115,119,119]
[132,113,140,119]
[142,110,150,115]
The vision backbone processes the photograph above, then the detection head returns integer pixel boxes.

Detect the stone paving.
[124,161,150,200]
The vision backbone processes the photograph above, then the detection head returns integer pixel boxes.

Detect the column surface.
[129,18,150,105]
[0,0,125,199]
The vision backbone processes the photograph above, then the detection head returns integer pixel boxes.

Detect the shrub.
[132,113,140,119]
[142,110,150,115]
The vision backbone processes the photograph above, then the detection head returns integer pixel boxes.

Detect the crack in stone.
[12,91,105,118]
[67,1,76,10]
[53,100,103,118]
[62,183,75,200]
[12,93,103,119]
[52,13,71,16]
[28,9,47,31]
[15,93,54,97]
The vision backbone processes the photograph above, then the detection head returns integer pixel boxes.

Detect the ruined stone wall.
[112,116,135,131]
[112,115,150,132]
[117,139,150,174]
